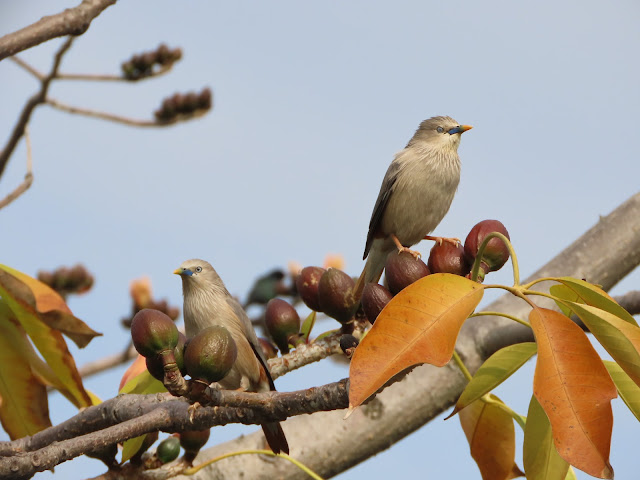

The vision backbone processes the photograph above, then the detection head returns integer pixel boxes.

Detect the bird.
[353,116,472,299]
[174,259,289,455]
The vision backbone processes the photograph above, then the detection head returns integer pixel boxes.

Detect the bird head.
[409,116,472,152]
[174,259,225,292]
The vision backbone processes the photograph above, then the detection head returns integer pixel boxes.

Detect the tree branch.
[0,126,33,210]
[0,381,348,478]
[0,36,73,179]
[0,0,116,62]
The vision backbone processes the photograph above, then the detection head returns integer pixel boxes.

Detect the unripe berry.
[361,283,393,324]
[184,326,237,383]
[180,429,211,463]
[318,268,356,324]
[131,309,179,358]
[385,252,430,295]
[427,242,471,276]
[156,436,181,464]
[265,299,300,354]
[296,266,325,311]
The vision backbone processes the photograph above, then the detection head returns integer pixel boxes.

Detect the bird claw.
[424,235,461,247]
[397,246,421,260]
[188,402,201,423]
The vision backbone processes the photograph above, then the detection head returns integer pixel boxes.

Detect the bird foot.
[397,245,421,260]
[424,235,460,247]
[188,402,202,423]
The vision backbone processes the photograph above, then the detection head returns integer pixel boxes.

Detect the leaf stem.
[184,450,324,479]
[452,350,473,382]
[481,394,527,430]
[469,311,531,329]
[469,232,520,286]
[521,276,560,290]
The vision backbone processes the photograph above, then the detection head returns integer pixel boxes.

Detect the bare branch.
[9,56,44,80]
[45,97,207,127]
[0,0,116,61]
[615,290,640,316]
[0,126,33,210]
[0,36,73,179]
[78,344,136,379]
[57,63,174,82]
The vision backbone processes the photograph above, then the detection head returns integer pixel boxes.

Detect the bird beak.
[448,125,473,135]
[173,267,192,276]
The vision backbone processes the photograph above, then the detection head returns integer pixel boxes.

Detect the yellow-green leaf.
[119,369,165,395]
[459,395,524,480]
[300,310,316,342]
[121,435,147,463]
[567,301,640,388]
[603,360,640,422]
[553,277,637,326]
[523,395,570,480]
[0,311,52,439]
[0,264,101,347]
[448,343,536,419]
[349,274,484,408]
[549,284,580,317]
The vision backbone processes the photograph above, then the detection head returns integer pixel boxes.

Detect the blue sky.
[1,1,639,478]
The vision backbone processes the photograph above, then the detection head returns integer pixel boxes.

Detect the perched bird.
[174,259,289,454]
[243,269,287,309]
[353,116,472,299]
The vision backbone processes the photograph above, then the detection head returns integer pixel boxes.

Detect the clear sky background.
[1,1,639,479]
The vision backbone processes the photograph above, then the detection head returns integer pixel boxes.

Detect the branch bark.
[0,0,116,62]
[174,191,640,480]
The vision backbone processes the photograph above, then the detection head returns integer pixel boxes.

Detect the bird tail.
[353,247,388,301]
[262,422,289,455]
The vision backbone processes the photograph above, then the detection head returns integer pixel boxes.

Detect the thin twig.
[0,0,116,61]
[0,36,74,179]
[58,63,175,82]
[0,127,33,210]
[9,56,44,80]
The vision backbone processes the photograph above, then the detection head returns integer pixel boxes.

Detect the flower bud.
[184,326,237,383]
[295,266,325,311]
[131,309,179,358]
[265,299,300,354]
[361,283,393,324]
[318,268,356,324]
[385,252,430,295]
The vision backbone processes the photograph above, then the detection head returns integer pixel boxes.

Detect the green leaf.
[523,395,570,480]
[119,369,165,395]
[300,310,316,343]
[0,307,51,439]
[553,277,637,326]
[603,360,640,422]
[549,284,578,317]
[122,435,147,463]
[567,301,640,388]
[313,329,339,342]
[447,343,537,419]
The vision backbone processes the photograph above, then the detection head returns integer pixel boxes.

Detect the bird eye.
[195,266,202,273]
[436,126,444,133]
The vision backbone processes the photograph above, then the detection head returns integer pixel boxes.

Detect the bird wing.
[363,160,401,259]
[226,295,277,390]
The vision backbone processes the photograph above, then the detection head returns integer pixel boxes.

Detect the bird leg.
[391,234,421,259]
[424,235,461,247]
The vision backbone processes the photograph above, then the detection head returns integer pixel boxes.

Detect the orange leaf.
[530,307,616,479]
[0,265,101,348]
[349,274,483,408]
[459,395,524,480]
[0,308,51,439]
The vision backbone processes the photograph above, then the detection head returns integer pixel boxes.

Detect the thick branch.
[0,381,348,477]
[0,0,116,61]
[176,192,640,480]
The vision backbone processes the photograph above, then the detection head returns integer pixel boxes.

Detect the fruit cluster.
[121,44,182,80]
[154,88,212,122]
[37,264,94,296]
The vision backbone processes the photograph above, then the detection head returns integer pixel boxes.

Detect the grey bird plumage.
[175,259,289,454]
[354,116,472,298]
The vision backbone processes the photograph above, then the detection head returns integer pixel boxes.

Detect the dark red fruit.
[385,252,430,295]
[296,266,326,311]
[464,220,511,278]
[427,242,471,276]
[146,332,187,381]
[184,326,237,383]
[180,428,211,462]
[156,435,181,464]
[265,299,300,354]
[361,283,393,324]
[318,268,357,324]
[131,309,179,358]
